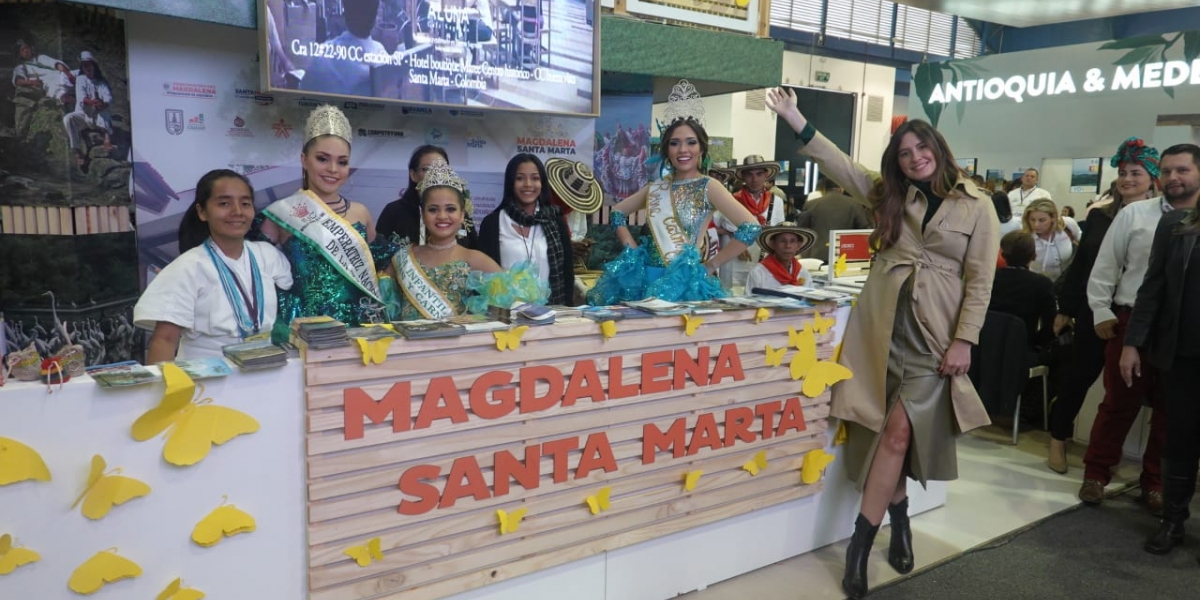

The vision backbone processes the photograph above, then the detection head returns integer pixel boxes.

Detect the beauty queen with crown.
[587,80,762,303]
[260,104,399,339]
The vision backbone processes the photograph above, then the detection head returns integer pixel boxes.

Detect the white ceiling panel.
[889,0,1200,27]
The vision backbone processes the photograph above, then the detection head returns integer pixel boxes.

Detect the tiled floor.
[679,426,1143,599]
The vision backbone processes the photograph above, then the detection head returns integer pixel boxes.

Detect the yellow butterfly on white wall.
[67,548,142,595]
[156,577,206,600]
[70,454,151,521]
[0,534,40,576]
[0,436,51,486]
[192,500,256,547]
[131,363,259,466]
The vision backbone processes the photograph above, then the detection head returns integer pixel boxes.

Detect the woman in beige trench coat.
[767,89,999,599]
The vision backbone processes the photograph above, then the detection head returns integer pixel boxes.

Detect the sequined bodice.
[277,222,398,327]
[645,176,713,266]
[398,259,471,321]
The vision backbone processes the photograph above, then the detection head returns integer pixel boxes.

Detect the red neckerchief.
[762,254,803,285]
[734,188,770,225]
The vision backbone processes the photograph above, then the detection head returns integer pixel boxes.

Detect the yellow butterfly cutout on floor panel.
[67,548,142,595]
[801,361,854,398]
[755,307,770,324]
[70,454,151,521]
[683,470,704,492]
[801,449,837,484]
[834,253,848,277]
[156,577,206,600]
[343,536,383,567]
[788,327,819,380]
[585,486,612,515]
[811,311,836,335]
[0,436,52,485]
[0,533,40,576]
[764,344,787,368]
[131,363,260,466]
[834,421,848,446]
[496,507,528,535]
[494,326,530,351]
[354,337,394,366]
[600,320,617,340]
[191,501,256,548]
[742,450,769,476]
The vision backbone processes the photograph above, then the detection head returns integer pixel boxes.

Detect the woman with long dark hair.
[478,154,575,305]
[377,145,478,247]
[768,87,999,599]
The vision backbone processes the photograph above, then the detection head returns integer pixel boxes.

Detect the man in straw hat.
[745,222,817,292]
[546,158,604,266]
[715,154,787,290]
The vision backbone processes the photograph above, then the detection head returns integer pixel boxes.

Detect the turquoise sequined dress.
[274,222,398,335]
[380,245,549,321]
[587,176,727,303]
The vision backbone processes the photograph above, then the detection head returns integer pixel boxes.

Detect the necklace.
[327,196,350,216]
[426,239,457,250]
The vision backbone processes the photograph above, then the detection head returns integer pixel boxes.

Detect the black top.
[911,180,943,232]
[1126,209,1200,369]
[1179,243,1200,357]
[1057,202,1119,319]
[989,266,1057,350]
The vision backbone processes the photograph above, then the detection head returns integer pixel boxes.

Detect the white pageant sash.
[393,247,455,319]
[647,179,694,264]
[265,190,381,302]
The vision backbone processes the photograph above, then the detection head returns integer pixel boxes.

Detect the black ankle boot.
[1145,518,1185,554]
[1145,461,1196,555]
[887,498,914,574]
[843,513,880,600]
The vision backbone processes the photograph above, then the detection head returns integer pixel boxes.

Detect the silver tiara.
[417,158,466,195]
[662,79,705,127]
[304,104,352,145]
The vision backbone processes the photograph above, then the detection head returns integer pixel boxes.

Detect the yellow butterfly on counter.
[131,363,260,467]
[494,325,530,351]
[811,310,836,335]
[833,253,848,277]
[0,436,51,486]
[354,336,394,366]
[788,327,818,380]
[70,454,151,521]
[496,507,528,535]
[67,548,142,595]
[683,470,704,492]
[801,449,837,484]
[801,361,854,398]
[834,421,849,446]
[787,324,811,349]
[764,344,787,368]
[755,307,770,324]
[600,320,618,340]
[191,502,256,547]
[343,536,383,567]
[156,577,206,600]
[585,486,612,515]
[742,450,768,476]
[0,533,40,576]
[682,314,704,336]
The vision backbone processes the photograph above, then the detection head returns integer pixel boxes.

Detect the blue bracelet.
[733,222,762,246]
[611,211,628,227]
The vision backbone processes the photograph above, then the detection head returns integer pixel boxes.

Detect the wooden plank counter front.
[302,307,845,600]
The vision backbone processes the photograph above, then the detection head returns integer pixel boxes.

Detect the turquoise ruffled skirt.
[586,243,725,304]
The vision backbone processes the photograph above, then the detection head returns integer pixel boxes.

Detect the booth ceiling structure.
[892,0,1200,28]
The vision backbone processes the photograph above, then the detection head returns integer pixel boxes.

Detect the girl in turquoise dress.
[260,105,398,339]
[588,111,762,303]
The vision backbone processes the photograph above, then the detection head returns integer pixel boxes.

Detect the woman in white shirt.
[134,170,293,362]
[1022,198,1074,280]
[478,154,575,305]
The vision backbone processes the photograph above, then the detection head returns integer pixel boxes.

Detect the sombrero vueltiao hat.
[735,154,781,181]
[757,222,817,255]
[545,158,603,214]
[708,165,735,185]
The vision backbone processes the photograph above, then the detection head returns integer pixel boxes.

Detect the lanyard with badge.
[204,239,267,341]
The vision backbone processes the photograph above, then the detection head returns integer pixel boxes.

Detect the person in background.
[1061,205,1076,219]
[796,183,874,260]
[1022,199,1074,281]
[1080,143,1200,511]
[62,51,113,170]
[716,155,787,290]
[478,154,575,306]
[806,173,831,201]
[744,222,816,292]
[990,231,1056,358]
[134,170,292,362]
[11,38,73,139]
[377,145,478,247]
[299,0,383,97]
[768,87,999,600]
[545,158,605,270]
[1009,168,1052,214]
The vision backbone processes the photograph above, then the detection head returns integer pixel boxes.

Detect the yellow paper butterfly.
[494,326,530,351]
[834,421,848,446]
[343,536,383,567]
[191,501,256,547]
[0,436,51,486]
[789,327,819,380]
[801,449,837,484]
[496,507,528,535]
[156,577,206,600]
[682,315,704,336]
[585,486,612,515]
[355,337,394,366]
[734,0,749,8]
[0,534,40,576]
[811,310,836,335]
[834,253,848,277]
[70,454,151,521]
[600,320,618,340]
[755,307,770,324]
[131,363,260,466]
[67,548,142,595]
[742,450,768,476]
[787,324,811,349]
[683,470,704,492]
[801,362,854,398]
[764,344,787,368]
